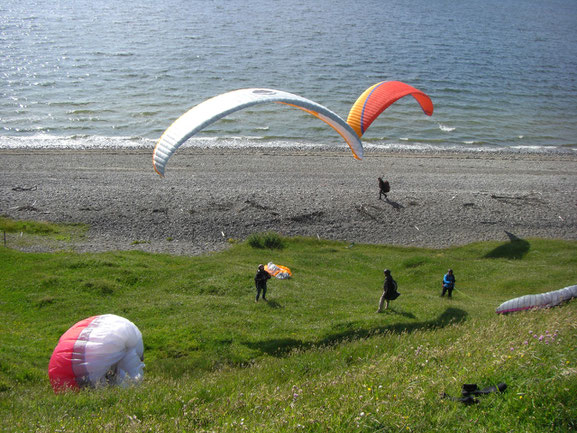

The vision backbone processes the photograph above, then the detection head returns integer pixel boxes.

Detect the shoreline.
[1,147,576,255]
[2,140,577,157]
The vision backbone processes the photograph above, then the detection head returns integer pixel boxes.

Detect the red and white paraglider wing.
[48,314,144,392]
[48,316,98,391]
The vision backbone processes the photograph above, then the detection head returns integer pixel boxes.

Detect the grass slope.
[0,232,576,432]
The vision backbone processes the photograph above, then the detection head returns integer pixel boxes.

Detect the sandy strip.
[1,147,576,255]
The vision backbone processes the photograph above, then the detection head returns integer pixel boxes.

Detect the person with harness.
[377,269,399,312]
[441,268,455,298]
[255,264,271,302]
[378,177,390,200]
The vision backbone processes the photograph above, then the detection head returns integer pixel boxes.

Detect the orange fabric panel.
[347,81,433,137]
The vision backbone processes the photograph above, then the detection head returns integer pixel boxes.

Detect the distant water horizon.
[2,0,577,154]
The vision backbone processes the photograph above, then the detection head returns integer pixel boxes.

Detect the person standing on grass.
[441,268,455,298]
[255,264,271,302]
[377,269,399,312]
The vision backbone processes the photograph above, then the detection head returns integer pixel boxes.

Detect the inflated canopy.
[496,284,577,314]
[48,314,144,392]
[153,88,364,176]
[347,81,434,137]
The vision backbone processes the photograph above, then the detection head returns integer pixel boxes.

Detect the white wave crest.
[438,124,456,132]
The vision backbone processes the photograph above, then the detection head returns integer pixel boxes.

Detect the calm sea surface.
[2,0,577,153]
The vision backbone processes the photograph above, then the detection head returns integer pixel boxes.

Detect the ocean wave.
[1,134,574,155]
[438,124,456,132]
[0,135,154,149]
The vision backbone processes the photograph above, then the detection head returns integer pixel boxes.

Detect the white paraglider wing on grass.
[496,284,577,314]
[153,88,363,176]
[80,315,145,386]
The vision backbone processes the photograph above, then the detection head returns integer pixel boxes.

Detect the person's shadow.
[387,307,416,319]
[265,299,282,309]
[385,197,404,210]
[484,231,530,259]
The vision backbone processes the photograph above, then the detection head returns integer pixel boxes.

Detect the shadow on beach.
[385,197,405,210]
[356,198,405,221]
[243,307,467,357]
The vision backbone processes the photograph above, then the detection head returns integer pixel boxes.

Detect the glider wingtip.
[352,149,363,160]
[153,165,165,178]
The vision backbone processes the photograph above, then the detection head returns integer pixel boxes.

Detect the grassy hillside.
[0,227,576,432]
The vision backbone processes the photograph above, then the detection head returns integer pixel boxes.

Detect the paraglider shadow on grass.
[243,307,467,358]
[484,231,530,260]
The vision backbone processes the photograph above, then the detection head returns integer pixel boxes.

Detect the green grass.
[0,216,88,248]
[247,231,285,250]
[0,229,576,432]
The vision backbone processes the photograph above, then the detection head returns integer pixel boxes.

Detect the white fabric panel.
[81,314,144,386]
[496,284,577,314]
[153,88,363,176]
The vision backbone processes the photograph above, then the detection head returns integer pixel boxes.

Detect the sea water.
[1,0,577,153]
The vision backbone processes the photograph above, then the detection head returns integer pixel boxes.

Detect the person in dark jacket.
[378,177,390,200]
[377,269,399,312]
[255,264,271,302]
[441,268,455,298]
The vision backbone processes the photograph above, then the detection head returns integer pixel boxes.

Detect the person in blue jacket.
[441,269,455,298]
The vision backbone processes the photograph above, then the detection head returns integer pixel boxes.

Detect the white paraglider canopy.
[153,88,364,176]
[496,284,577,314]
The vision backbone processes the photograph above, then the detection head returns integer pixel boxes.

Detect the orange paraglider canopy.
[347,81,433,137]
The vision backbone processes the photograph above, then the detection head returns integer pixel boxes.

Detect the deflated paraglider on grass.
[496,284,577,314]
[48,314,144,393]
[265,262,292,279]
[153,88,364,176]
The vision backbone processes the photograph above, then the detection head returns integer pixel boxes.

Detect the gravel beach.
[1,147,576,255]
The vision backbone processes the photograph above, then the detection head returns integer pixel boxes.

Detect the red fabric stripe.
[48,316,98,392]
[360,81,433,135]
